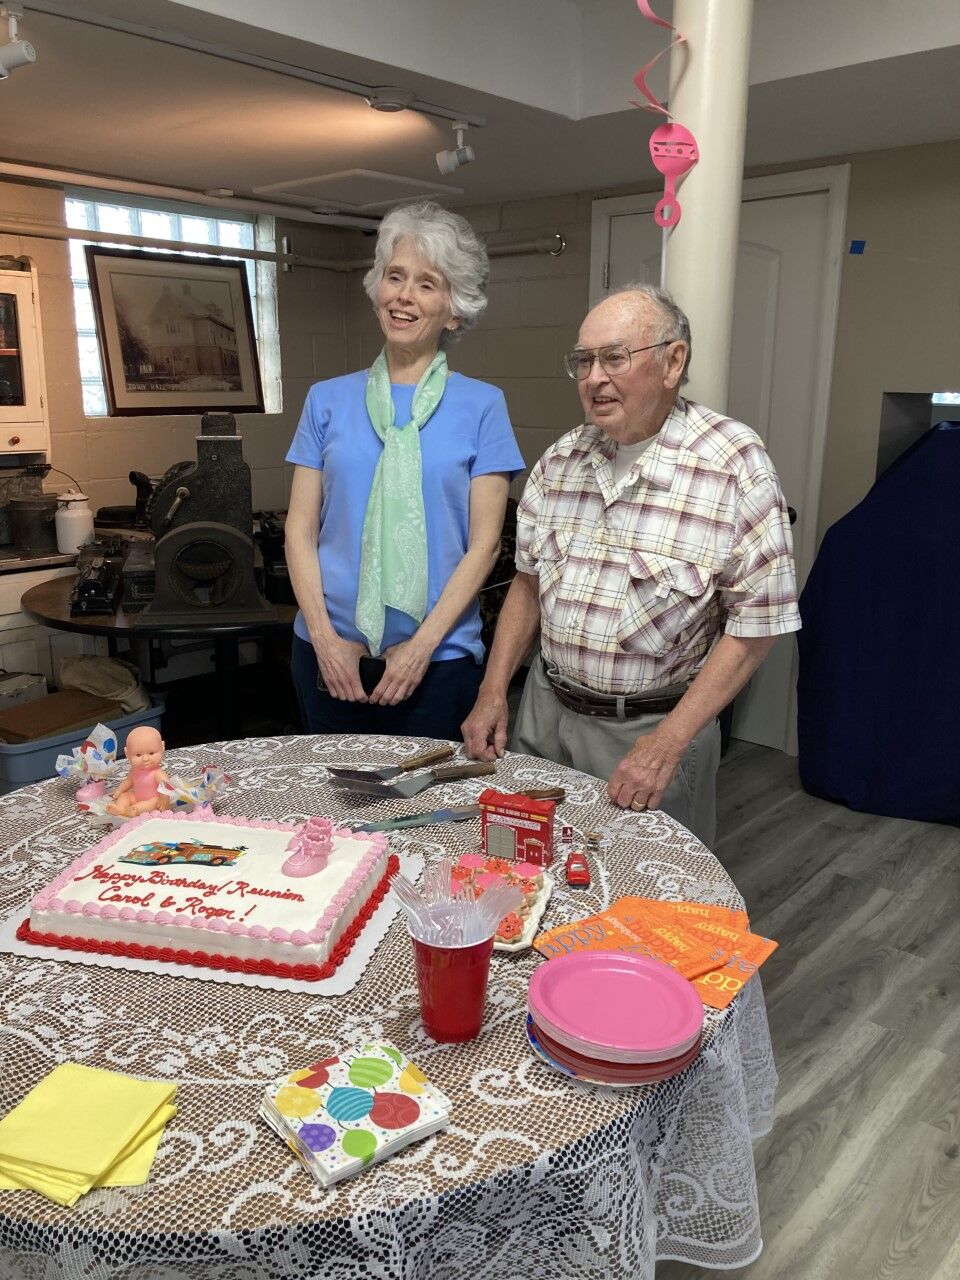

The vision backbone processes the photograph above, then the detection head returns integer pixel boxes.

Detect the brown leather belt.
[542,658,686,719]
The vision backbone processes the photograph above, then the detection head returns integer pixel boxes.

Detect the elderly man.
[462,284,800,848]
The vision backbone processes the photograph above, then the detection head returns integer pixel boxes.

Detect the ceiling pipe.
[0,158,380,230]
[0,217,355,271]
[0,220,566,272]
[490,235,566,258]
[23,0,486,127]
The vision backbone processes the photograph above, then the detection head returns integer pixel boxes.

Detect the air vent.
[253,169,462,212]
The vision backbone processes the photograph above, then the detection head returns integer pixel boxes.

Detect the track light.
[0,3,35,80]
[436,121,475,176]
[366,86,414,113]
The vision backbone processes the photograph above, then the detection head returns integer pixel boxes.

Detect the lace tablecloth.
[0,735,777,1280]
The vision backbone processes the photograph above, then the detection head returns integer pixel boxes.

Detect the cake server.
[347,788,567,833]
[329,760,496,799]
[326,743,455,783]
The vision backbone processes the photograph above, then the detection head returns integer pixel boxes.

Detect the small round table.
[19,575,297,738]
[0,736,777,1280]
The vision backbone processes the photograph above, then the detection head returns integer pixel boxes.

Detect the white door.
[591,169,848,753]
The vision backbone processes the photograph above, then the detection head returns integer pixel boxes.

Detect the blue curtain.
[797,421,960,825]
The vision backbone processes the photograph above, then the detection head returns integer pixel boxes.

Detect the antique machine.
[136,412,275,626]
[69,537,126,615]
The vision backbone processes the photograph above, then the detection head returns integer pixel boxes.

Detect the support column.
[663,0,753,414]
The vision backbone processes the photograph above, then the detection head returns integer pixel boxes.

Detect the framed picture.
[85,246,264,416]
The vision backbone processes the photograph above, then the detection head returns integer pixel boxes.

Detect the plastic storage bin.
[0,699,165,795]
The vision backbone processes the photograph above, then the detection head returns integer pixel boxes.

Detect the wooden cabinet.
[0,264,50,455]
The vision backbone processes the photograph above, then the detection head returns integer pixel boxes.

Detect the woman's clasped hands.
[314,632,433,706]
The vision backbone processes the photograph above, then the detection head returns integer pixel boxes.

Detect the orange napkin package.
[534,895,777,1008]
[533,905,728,981]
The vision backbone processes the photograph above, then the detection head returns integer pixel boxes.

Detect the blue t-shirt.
[286,370,524,662]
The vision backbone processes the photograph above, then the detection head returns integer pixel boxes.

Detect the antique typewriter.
[69,538,126,615]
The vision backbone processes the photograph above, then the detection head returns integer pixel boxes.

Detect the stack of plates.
[527,952,704,1087]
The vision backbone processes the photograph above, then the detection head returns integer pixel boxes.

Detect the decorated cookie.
[513,862,543,881]
[496,912,524,942]
[476,871,506,892]
[456,853,487,870]
[485,857,512,876]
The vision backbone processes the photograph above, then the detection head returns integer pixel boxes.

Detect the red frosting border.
[16,854,399,983]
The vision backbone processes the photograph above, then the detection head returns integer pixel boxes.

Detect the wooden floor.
[658,740,960,1280]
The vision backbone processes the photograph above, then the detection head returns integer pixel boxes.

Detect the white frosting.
[30,812,389,971]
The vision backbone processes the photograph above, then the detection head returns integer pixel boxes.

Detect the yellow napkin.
[0,1063,177,1207]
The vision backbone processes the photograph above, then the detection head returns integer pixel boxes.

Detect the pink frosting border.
[33,810,388,950]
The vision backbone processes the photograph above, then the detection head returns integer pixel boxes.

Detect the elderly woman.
[285,201,524,740]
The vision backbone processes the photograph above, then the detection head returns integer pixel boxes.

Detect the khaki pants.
[511,658,721,849]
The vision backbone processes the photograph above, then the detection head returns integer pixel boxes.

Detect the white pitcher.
[55,490,95,554]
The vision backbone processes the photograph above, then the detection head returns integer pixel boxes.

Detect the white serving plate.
[494,872,554,954]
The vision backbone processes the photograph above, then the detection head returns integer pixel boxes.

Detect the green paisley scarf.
[355,347,448,656]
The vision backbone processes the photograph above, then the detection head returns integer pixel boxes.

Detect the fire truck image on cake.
[119,839,248,868]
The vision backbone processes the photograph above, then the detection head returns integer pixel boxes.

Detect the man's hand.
[314,635,369,702]
[369,636,433,706]
[608,725,687,811]
[462,689,510,761]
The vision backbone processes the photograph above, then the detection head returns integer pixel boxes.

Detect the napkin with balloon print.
[260,1042,451,1187]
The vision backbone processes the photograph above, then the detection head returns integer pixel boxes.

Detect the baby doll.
[106,725,172,818]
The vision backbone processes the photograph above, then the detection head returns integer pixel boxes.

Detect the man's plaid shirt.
[515,399,801,695]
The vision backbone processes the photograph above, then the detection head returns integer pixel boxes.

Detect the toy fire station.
[478,788,556,867]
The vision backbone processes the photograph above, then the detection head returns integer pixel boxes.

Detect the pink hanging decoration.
[632,0,700,229]
[631,0,685,116]
[649,123,699,228]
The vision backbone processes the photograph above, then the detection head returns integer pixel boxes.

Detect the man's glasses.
[563,340,675,381]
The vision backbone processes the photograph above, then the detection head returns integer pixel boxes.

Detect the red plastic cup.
[411,932,495,1043]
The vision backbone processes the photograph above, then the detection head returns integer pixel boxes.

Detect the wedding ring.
[630,799,647,811]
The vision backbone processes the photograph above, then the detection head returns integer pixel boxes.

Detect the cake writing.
[73,862,306,912]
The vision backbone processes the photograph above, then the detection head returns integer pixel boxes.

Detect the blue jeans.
[291,635,482,741]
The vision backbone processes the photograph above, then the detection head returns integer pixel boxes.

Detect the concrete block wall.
[455,195,591,482]
[0,179,353,515]
[271,219,352,506]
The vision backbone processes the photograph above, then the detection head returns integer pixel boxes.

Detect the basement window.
[64,191,280,416]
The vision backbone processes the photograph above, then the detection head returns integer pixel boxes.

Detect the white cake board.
[0,850,422,997]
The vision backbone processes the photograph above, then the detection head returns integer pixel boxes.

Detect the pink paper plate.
[528,951,703,1062]
[526,1018,701,1088]
[528,1014,702,1082]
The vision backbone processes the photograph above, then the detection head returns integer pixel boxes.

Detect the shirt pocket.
[530,528,572,614]
[616,551,714,657]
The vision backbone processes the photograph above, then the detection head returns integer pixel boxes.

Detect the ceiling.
[1,2,959,220]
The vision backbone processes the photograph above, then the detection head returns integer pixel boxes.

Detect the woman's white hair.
[363,201,489,347]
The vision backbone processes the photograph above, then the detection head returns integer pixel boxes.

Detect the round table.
[19,575,297,738]
[0,735,777,1280]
